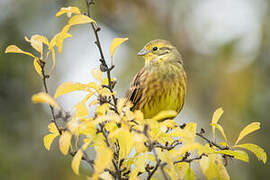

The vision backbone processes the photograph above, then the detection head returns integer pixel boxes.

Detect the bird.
[125,39,187,119]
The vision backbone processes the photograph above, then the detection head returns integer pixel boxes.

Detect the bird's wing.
[125,68,146,110]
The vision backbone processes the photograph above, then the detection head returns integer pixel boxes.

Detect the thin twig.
[39,59,95,168]
[174,153,207,164]
[151,140,182,151]
[196,132,227,150]
[39,60,62,134]
[85,0,118,110]
[144,125,169,180]
[147,160,161,180]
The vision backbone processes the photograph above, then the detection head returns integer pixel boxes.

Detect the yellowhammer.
[125,39,187,119]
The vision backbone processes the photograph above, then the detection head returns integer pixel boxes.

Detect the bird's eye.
[152,46,158,51]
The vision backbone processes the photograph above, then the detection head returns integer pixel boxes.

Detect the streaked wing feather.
[125,69,145,110]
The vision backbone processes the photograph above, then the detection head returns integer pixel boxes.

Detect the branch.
[70,150,95,169]
[174,153,207,164]
[144,125,169,180]
[39,59,95,169]
[151,140,182,151]
[85,0,118,111]
[39,59,62,135]
[146,160,160,180]
[196,128,228,150]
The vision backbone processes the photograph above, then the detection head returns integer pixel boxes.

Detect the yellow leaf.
[211,123,227,142]
[134,110,144,124]
[212,108,224,141]
[235,122,260,145]
[48,48,56,74]
[199,155,218,179]
[32,92,61,110]
[217,158,230,180]
[234,143,267,163]
[71,140,91,175]
[92,146,113,180]
[173,143,202,158]
[91,68,103,81]
[59,131,72,155]
[110,128,134,162]
[129,168,140,180]
[133,133,147,153]
[75,102,89,118]
[89,99,99,107]
[33,58,42,76]
[96,103,110,116]
[152,110,177,121]
[117,98,126,113]
[171,123,197,144]
[43,133,59,150]
[50,30,72,53]
[72,149,83,175]
[185,167,195,180]
[68,14,97,26]
[133,153,155,172]
[54,82,96,98]
[5,45,35,58]
[95,114,121,124]
[214,150,249,162]
[159,150,177,179]
[25,35,49,57]
[56,6,81,17]
[110,37,128,57]
[101,77,116,86]
[48,123,60,134]
[99,172,113,180]
[98,88,115,97]
[175,162,189,180]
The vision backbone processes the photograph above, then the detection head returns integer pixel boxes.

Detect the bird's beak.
[137,48,149,56]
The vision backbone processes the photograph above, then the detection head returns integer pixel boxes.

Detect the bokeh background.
[1,0,269,179]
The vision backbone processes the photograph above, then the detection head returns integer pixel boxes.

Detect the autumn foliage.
[5,3,267,180]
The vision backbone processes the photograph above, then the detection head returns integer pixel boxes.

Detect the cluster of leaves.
[5,3,267,180]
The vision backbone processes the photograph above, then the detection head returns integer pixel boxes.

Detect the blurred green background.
[1,0,269,179]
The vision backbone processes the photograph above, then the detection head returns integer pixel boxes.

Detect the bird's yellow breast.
[139,62,186,119]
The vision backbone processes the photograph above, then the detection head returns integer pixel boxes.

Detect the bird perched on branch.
[125,39,187,119]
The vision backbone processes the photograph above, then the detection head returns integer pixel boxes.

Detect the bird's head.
[137,39,182,65]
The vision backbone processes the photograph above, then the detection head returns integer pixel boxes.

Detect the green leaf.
[234,143,267,163]
[235,122,260,145]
